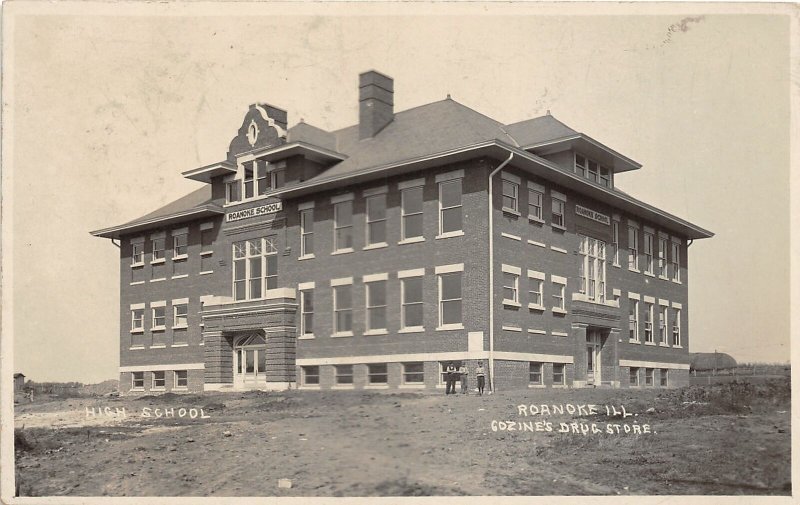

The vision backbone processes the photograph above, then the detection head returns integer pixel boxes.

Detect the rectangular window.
[672,308,682,346]
[300,290,314,336]
[658,237,668,277]
[438,272,462,326]
[302,366,320,385]
[660,369,668,387]
[575,154,586,177]
[659,305,668,344]
[367,363,388,384]
[552,281,565,311]
[334,201,354,251]
[366,195,387,246]
[173,232,188,257]
[438,179,463,235]
[628,226,639,270]
[243,163,254,199]
[132,243,144,265]
[528,278,543,306]
[132,372,144,389]
[529,362,543,385]
[152,238,165,261]
[248,240,263,299]
[630,367,639,386]
[528,188,543,220]
[173,303,188,327]
[335,365,353,385]
[401,186,424,240]
[152,371,166,389]
[366,280,387,331]
[232,237,278,301]
[599,166,611,187]
[226,180,241,203]
[612,221,620,266]
[645,368,654,386]
[402,362,425,384]
[152,307,166,329]
[552,363,565,385]
[671,242,681,282]
[644,302,654,343]
[300,209,314,257]
[270,168,285,190]
[200,227,214,251]
[644,232,654,274]
[256,161,269,195]
[578,235,606,302]
[333,285,353,334]
[629,299,639,341]
[502,180,519,213]
[401,277,424,329]
[587,160,598,182]
[502,272,519,305]
[551,197,565,228]
[131,309,144,331]
[174,370,188,388]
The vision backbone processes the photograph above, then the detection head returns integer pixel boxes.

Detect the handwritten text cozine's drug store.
[490,403,656,436]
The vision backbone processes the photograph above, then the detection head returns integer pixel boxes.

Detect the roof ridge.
[506,113,578,132]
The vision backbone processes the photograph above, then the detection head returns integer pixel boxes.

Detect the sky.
[4,2,794,383]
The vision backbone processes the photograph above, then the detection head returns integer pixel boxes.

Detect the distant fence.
[20,383,86,397]
[689,366,790,386]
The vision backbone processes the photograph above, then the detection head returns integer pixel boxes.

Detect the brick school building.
[92,70,712,394]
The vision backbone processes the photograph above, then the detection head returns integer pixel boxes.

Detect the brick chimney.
[359,70,394,139]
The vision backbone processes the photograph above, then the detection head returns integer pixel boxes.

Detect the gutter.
[487,152,514,393]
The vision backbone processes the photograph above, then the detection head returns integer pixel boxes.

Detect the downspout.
[488,152,514,393]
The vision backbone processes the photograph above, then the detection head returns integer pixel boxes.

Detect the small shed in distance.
[13,373,26,391]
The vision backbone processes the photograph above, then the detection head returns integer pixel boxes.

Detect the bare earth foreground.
[14,379,790,496]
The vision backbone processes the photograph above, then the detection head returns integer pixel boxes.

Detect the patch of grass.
[14,429,35,453]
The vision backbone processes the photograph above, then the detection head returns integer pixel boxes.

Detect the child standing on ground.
[476,363,486,395]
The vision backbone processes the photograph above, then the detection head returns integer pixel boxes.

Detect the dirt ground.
[13,378,791,496]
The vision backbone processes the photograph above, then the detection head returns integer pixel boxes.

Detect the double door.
[235,347,266,388]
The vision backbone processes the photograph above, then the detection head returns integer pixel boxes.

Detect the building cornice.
[267,140,713,240]
[90,205,224,240]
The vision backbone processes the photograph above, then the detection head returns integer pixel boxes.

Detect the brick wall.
[114,145,696,393]
[281,159,492,361]
[120,368,204,395]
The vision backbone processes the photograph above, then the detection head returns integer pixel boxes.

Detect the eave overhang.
[182,161,237,183]
[90,205,224,240]
[268,140,713,240]
[523,134,642,173]
[235,141,347,165]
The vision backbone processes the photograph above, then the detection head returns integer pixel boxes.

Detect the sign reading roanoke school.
[226,202,283,222]
[575,205,610,226]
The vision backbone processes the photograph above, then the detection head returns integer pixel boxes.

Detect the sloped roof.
[287,121,337,152]
[131,186,215,222]
[320,98,518,180]
[505,114,579,147]
[93,96,710,240]
[91,186,223,239]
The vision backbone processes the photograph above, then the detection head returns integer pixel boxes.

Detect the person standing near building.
[476,363,486,395]
[458,363,468,394]
[445,362,457,394]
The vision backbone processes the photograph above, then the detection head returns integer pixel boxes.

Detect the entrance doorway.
[586,330,603,385]
[233,333,267,389]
